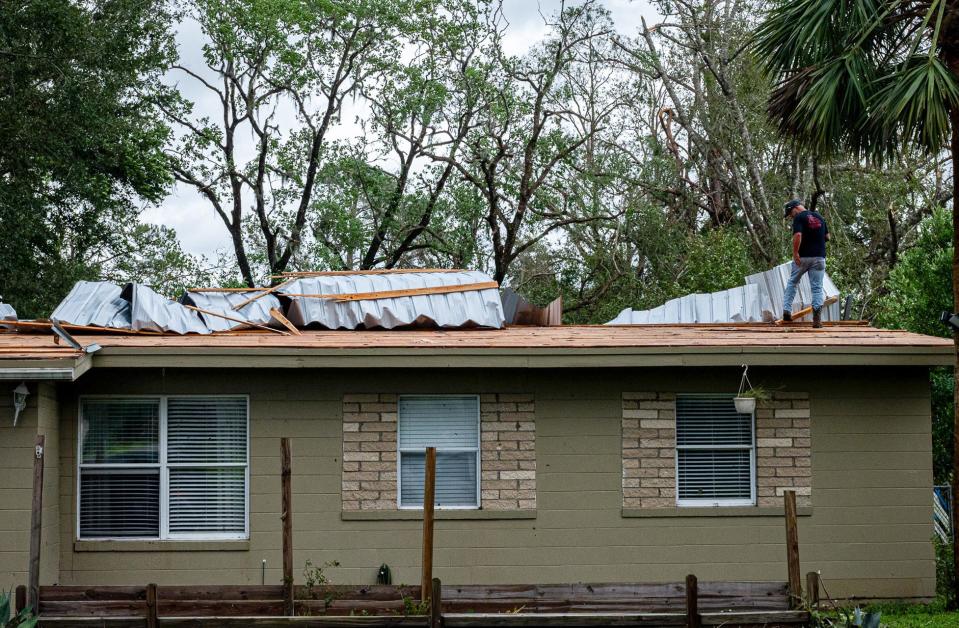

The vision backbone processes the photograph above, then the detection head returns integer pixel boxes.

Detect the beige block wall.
[623,392,812,509]
[26,366,935,601]
[0,382,60,590]
[342,393,536,511]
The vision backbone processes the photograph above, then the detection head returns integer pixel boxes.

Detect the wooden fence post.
[784,490,802,608]
[281,438,294,616]
[430,577,443,628]
[685,574,700,628]
[421,446,437,602]
[146,583,158,628]
[27,434,44,612]
[805,572,819,608]
[15,585,26,614]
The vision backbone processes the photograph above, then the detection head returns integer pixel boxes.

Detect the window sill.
[341,510,536,521]
[74,540,250,552]
[622,506,813,518]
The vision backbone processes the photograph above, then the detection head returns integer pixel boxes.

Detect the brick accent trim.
[622,392,676,509]
[342,394,398,511]
[480,394,536,510]
[756,392,811,507]
[622,392,812,510]
[342,394,536,512]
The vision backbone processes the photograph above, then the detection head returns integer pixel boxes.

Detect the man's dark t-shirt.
[792,210,828,258]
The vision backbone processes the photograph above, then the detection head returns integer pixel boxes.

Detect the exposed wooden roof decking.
[0,324,951,373]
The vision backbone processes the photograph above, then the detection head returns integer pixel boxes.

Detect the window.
[675,394,755,507]
[78,396,248,540]
[397,396,479,509]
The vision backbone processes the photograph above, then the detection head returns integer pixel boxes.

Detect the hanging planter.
[733,396,756,414]
[734,364,769,414]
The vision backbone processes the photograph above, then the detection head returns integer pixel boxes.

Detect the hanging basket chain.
[737,364,752,397]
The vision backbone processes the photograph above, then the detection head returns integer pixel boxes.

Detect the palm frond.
[872,54,959,156]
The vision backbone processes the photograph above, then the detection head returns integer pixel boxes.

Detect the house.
[0,323,951,603]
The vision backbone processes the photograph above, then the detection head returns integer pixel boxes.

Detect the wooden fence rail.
[30,580,808,627]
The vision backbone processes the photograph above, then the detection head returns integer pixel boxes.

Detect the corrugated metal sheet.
[122,283,209,334]
[182,291,280,332]
[52,281,211,334]
[745,261,840,322]
[280,271,505,329]
[607,261,842,325]
[51,281,132,328]
[0,302,16,321]
[607,284,764,324]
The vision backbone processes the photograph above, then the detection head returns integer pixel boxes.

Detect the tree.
[876,207,954,486]
[165,0,485,286]
[0,0,177,316]
[753,0,959,602]
[430,1,621,284]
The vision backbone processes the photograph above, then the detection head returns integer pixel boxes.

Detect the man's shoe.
[782,310,792,322]
[812,308,823,328]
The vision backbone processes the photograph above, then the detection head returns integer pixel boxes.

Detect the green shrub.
[0,590,37,628]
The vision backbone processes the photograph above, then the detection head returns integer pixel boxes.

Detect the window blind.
[398,396,479,508]
[80,398,159,464]
[79,470,159,537]
[169,467,246,533]
[167,397,247,535]
[78,396,248,540]
[675,394,754,505]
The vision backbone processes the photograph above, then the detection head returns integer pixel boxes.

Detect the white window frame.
[396,394,481,510]
[674,394,756,508]
[76,394,250,541]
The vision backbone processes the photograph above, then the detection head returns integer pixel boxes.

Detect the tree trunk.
[950,105,959,610]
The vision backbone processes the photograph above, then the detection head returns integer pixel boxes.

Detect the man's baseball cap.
[783,199,803,217]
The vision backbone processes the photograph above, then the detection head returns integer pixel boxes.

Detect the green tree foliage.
[0,0,185,317]
[876,208,954,483]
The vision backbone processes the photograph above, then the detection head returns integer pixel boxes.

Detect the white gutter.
[0,368,76,380]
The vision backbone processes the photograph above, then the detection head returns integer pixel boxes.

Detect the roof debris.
[278,270,504,329]
[608,261,841,325]
[36,269,505,335]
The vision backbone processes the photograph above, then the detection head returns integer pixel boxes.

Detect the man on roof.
[781,199,829,328]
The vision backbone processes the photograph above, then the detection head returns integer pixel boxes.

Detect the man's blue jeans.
[783,257,825,314]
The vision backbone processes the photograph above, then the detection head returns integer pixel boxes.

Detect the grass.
[863,601,959,628]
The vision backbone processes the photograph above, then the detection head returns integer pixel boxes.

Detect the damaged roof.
[0,324,950,378]
[608,261,842,324]
[42,270,505,335]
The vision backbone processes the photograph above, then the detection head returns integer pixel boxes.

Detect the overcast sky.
[143,0,655,260]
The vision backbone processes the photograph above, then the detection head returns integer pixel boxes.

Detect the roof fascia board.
[89,350,952,369]
[0,367,76,380]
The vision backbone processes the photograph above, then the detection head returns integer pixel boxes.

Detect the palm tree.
[754,0,959,603]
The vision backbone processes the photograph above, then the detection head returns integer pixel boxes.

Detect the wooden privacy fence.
[21,578,811,627]
[20,436,814,627]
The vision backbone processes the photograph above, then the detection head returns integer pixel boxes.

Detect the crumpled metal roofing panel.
[745,261,840,322]
[182,291,280,332]
[0,302,16,321]
[52,281,211,334]
[280,271,505,329]
[51,281,132,328]
[122,283,209,334]
[607,283,764,324]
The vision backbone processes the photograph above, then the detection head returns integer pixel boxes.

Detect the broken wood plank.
[272,269,465,278]
[775,296,839,324]
[4,320,165,335]
[232,279,293,311]
[283,281,499,302]
[270,308,302,336]
[187,287,271,293]
[182,304,288,336]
